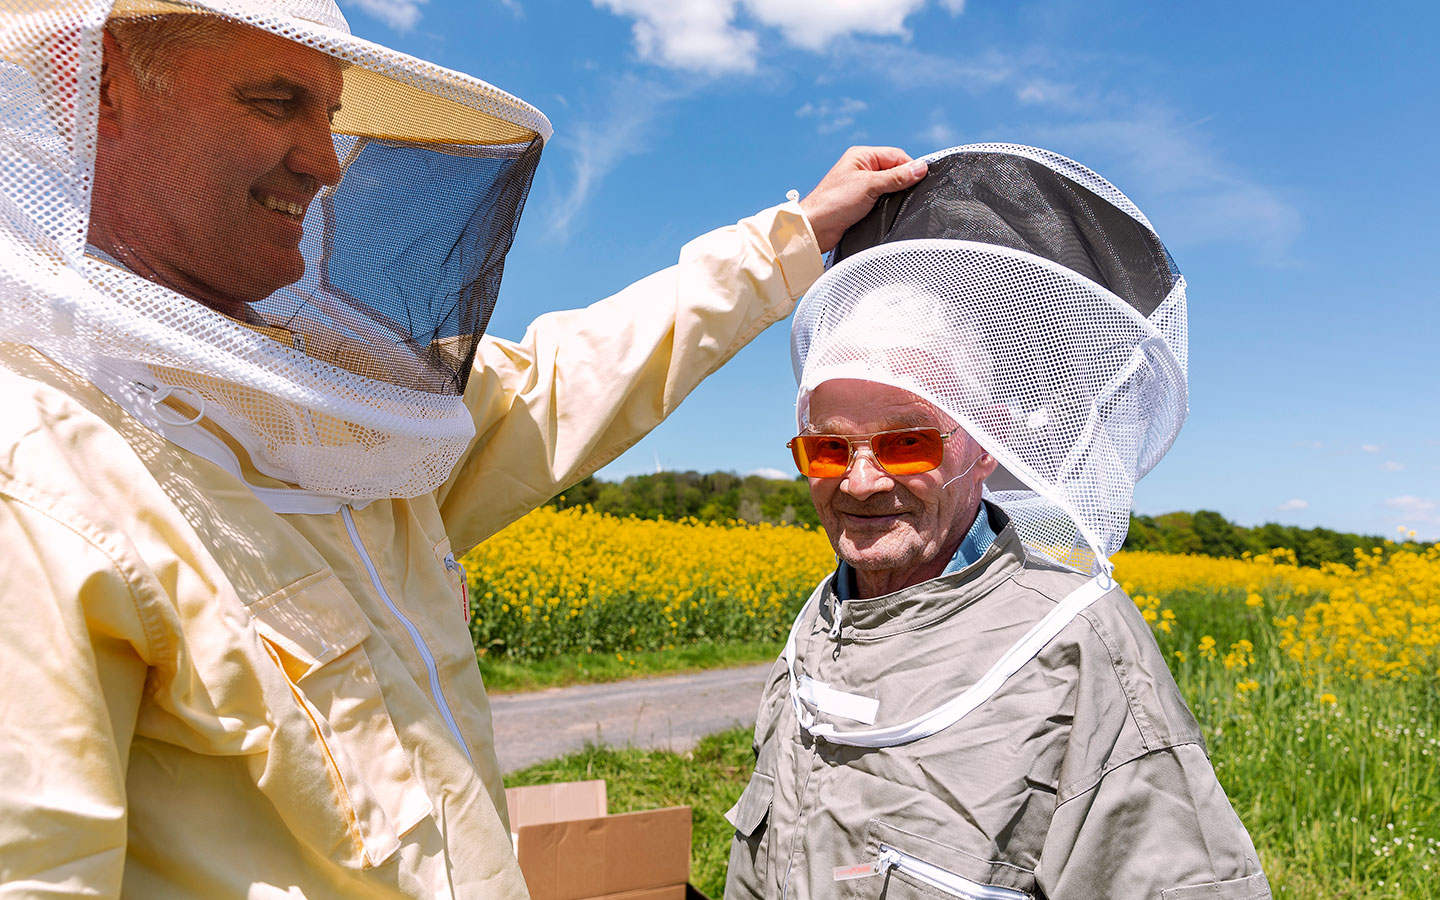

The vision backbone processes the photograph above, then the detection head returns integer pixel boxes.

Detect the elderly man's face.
[806,379,997,597]
[91,20,344,318]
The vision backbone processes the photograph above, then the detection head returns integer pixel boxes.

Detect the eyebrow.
[810,412,936,432]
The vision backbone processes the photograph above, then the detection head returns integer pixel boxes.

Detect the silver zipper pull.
[829,595,843,639]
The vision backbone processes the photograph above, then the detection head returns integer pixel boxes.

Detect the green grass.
[479,640,783,693]
[505,727,755,899]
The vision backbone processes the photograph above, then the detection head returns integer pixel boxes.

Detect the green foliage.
[1123,510,1430,567]
[551,471,819,526]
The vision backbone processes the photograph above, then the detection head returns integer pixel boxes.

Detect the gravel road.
[489,662,775,773]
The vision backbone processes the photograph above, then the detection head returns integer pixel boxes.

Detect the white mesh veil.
[0,0,551,500]
[792,144,1187,574]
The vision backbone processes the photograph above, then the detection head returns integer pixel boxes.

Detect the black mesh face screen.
[263,135,543,396]
[832,152,1179,317]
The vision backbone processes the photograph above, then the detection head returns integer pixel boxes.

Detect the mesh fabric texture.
[1,0,550,499]
[793,144,1187,573]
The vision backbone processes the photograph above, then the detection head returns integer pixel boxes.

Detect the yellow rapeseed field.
[473,508,1440,896]
[465,506,1439,683]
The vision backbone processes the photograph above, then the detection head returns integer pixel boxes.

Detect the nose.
[287,114,342,188]
[839,448,893,501]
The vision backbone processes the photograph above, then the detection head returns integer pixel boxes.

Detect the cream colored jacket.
[0,204,821,899]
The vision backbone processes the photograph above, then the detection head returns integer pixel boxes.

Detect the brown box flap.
[516,806,692,900]
[506,780,608,828]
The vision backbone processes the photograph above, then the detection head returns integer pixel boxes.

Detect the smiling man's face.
[90,18,344,318]
[806,379,996,598]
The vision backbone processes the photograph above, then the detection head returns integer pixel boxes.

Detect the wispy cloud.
[592,0,963,74]
[1361,444,1382,453]
[1277,498,1309,512]
[546,75,689,239]
[1294,439,1325,449]
[749,466,791,480]
[1025,109,1303,265]
[1381,460,1406,472]
[343,0,426,30]
[1384,495,1439,524]
[797,98,868,134]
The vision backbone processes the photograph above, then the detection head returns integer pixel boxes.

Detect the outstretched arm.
[439,147,926,550]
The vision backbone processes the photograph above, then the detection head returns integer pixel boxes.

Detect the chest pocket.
[725,771,775,897]
[843,819,1034,900]
[250,570,434,869]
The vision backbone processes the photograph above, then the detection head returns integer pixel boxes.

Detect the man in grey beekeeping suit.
[724,144,1271,900]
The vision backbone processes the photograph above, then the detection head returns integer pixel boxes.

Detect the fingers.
[799,145,930,253]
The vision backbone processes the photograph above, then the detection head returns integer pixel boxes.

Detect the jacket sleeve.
[1036,742,1271,899]
[0,494,153,899]
[436,201,822,552]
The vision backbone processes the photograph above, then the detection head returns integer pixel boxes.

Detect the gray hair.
[105,15,235,95]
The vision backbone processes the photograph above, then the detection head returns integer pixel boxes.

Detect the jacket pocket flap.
[726,771,775,837]
[1162,871,1271,900]
[250,570,370,674]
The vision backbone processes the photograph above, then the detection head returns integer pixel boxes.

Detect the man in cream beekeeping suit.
[0,1,927,896]
[724,145,1271,900]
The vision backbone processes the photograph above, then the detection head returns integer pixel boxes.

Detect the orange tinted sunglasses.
[787,426,959,478]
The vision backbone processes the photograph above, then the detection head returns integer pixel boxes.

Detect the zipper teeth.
[879,845,1029,900]
[341,506,473,764]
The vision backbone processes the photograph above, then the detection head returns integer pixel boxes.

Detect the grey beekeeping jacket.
[724,504,1270,900]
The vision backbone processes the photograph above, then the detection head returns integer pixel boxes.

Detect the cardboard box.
[506,780,694,900]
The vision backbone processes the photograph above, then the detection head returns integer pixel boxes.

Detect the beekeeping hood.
[792,144,1187,574]
[0,0,550,501]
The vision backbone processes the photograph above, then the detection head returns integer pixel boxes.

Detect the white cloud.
[1381,460,1405,472]
[593,0,962,73]
[343,0,426,30]
[1276,499,1309,512]
[595,0,758,74]
[1361,443,1382,453]
[797,97,868,133]
[1293,439,1325,449]
[749,466,792,480]
[743,0,926,52]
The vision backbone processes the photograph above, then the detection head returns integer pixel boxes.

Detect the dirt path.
[489,662,775,773]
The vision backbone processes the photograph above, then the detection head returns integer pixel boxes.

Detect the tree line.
[549,471,1430,568]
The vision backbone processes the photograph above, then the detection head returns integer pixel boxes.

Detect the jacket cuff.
[768,200,825,300]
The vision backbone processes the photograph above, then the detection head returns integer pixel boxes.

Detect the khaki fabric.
[725,504,1270,900]
[0,204,821,899]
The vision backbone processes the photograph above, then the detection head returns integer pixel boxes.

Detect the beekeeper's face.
[805,379,996,594]
[91,18,344,319]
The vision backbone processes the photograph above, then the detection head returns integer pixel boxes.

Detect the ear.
[975,451,1000,482]
[97,30,123,138]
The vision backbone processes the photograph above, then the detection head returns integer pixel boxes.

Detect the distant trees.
[550,471,820,527]
[1122,510,1419,567]
[547,473,1428,568]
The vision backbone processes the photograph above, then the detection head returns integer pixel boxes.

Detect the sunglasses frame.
[787,426,960,478]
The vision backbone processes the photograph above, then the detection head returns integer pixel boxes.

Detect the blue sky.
[338,0,1437,540]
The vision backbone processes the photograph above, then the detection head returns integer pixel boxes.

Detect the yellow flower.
[1319,693,1338,705]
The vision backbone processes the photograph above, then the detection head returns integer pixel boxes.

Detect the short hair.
[105,14,234,94]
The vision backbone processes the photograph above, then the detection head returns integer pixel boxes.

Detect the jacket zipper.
[878,845,1031,900]
[341,506,473,764]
